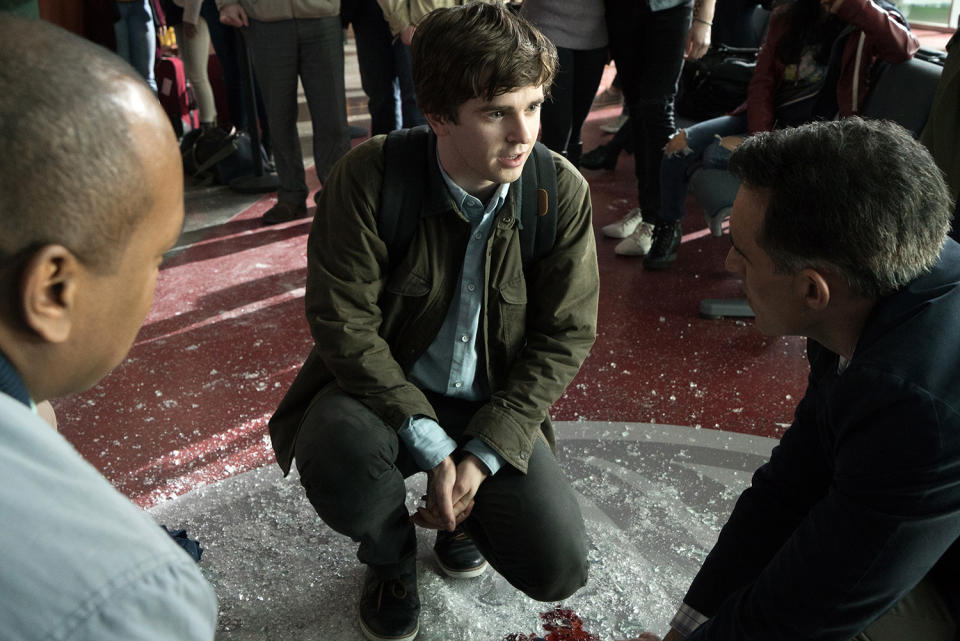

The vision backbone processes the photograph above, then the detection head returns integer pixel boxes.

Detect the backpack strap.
[518,140,558,265]
[379,125,432,271]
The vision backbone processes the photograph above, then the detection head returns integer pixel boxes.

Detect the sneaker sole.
[359,616,419,641]
[435,555,488,579]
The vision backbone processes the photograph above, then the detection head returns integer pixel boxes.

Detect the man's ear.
[796,267,831,312]
[20,245,80,343]
[424,112,449,137]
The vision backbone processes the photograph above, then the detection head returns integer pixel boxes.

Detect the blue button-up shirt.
[398,159,510,475]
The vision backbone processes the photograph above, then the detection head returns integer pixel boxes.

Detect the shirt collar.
[436,151,512,224]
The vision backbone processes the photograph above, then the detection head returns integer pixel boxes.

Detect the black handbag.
[676,44,759,121]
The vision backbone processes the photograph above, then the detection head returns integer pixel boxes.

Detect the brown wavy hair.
[412,2,557,123]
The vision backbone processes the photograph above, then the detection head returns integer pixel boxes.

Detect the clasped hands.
[412,453,488,531]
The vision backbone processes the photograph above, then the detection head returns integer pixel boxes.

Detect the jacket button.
[519,452,526,460]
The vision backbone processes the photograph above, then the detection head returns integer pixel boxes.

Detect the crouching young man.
[655,118,960,641]
[267,3,599,640]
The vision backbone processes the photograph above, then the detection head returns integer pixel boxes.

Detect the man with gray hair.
[653,117,960,641]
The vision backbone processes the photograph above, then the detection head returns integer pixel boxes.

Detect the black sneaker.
[261,202,307,225]
[434,527,487,579]
[643,221,682,270]
[358,563,420,641]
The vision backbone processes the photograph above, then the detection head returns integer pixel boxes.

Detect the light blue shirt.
[398,159,511,475]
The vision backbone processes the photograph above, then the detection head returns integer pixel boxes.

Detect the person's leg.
[125,0,158,92]
[295,384,420,640]
[352,0,402,135]
[393,40,425,128]
[294,385,419,575]
[566,46,608,167]
[423,394,588,600]
[658,113,746,223]
[465,438,588,600]
[629,3,691,220]
[607,0,690,219]
[246,18,307,208]
[176,18,217,125]
[297,16,350,184]
[540,46,575,156]
[853,578,955,641]
[114,2,131,63]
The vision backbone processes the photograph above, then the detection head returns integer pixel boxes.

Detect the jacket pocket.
[495,275,528,357]
[381,268,434,363]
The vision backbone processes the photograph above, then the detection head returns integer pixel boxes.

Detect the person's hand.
[684,20,711,60]
[413,454,488,530]
[415,456,458,530]
[450,454,488,521]
[663,129,688,157]
[184,20,198,39]
[400,24,416,46]
[219,4,249,28]
[821,0,845,13]
[718,135,744,151]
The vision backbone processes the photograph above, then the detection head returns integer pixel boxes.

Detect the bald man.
[0,16,216,639]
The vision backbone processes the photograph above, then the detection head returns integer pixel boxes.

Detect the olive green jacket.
[268,134,599,475]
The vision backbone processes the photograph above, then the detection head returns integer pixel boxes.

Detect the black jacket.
[685,239,960,640]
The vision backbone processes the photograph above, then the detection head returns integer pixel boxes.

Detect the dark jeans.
[247,16,350,205]
[541,46,607,164]
[294,384,589,602]
[605,0,692,219]
[350,0,423,135]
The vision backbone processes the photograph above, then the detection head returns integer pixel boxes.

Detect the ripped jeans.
[659,112,748,223]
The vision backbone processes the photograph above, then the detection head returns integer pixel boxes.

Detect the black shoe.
[643,220,682,270]
[358,562,420,641]
[261,202,307,225]
[434,527,487,579]
[580,142,619,170]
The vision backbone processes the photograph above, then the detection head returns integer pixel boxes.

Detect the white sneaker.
[614,221,655,256]
[601,207,645,239]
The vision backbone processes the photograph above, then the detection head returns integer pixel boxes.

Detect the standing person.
[0,15,217,639]
[649,118,960,641]
[114,0,158,92]
[164,0,219,129]
[345,0,424,136]
[521,0,608,168]
[641,0,917,270]
[600,0,715,251]
[217,0,350,224]
[268,4,599,641]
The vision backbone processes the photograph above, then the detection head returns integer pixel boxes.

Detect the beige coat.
[376,0,500,37]
[215,0,339,22]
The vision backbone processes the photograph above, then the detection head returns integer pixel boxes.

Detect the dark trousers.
[541,46,607,165]
[246,16,350,205]
[201,0,270,151]
[350,0,424,135]
[294,385,589,602]
[605,0,692,219]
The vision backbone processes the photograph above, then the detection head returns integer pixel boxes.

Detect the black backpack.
[378,125,558,271]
